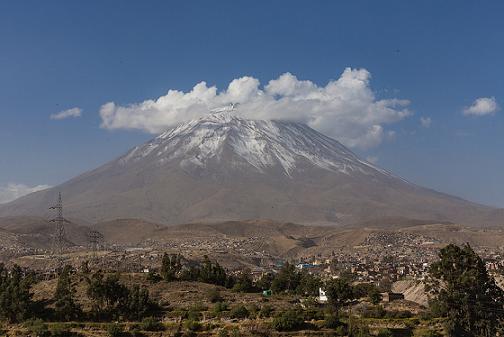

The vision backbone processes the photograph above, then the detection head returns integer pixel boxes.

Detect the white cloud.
[50,107,82,120]
[420,116,432,128]
[463,97,499,116]
[99,68,411,149]
[0,183,51,204]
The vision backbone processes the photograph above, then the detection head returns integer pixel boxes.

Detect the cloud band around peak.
[99,68,411,149]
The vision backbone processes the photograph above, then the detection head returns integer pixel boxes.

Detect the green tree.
[427,243,504,337]
[0,264,34,322]
[296,271,322,296]
[325,278,355,317]
[271,309,305,332]
[271,262,300,293]
[232,269,254,293]
[255,272,274,290]
[367,287,382,305]
[198,256,227,286]
[87,271,150,320]
[124,285,152,320]
[53,265,82,321]
[160,253,182,282]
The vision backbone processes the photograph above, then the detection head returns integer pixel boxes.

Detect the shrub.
[24,319,50,337]
[415,329,443,337]
[107,323,124,337]
[183,320,202,332]
[206,287,223,303]
[187,309,202,321]
[259,304,273,318]
[230,305,250,319]
[324,313,340,329]
[271,309,305,331]
[377,328,394,337]
[218,329,229,337]
[146,271,162,283]
[304,307,324,321]
[335,325,347,336]
[190,302,207,312]
[230,327,241,337]
[130,328,145,337]
[51,323,74,337]
[247,303,259,318]
[212,301,229,315]
[385,310,412,319]
[360,304,386,318]
[140,317,164,331]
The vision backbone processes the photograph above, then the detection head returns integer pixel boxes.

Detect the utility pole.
[50,192,69,255]
[88,230,104,257]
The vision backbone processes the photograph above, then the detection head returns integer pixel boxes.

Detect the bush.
[360,304,386,318]
[206,287,223,303]
[377,328,394,337]
[130,329,145,337]
[271,309,305,331]
[51,323,74,337]
[247,303,259,318]
[146,271,162,283]
[415,329,442,337]
[187,309,202,321]
[24,319,50,337]
[385,310,412,319]
[218,329,229,337]
[212,302,229,315]
[230,327,241,337]
[183,320,202,332]
[230,305,250,319]
[335,325,347,336]
[349,322,371,337]
[259,304,273,318]
[304,307,324,321]
[324,313,340,329]
[107,323,124,337]
[140,317,164,331]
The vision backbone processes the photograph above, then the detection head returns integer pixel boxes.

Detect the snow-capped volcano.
[121,112,391,178]
[0,114,501,226]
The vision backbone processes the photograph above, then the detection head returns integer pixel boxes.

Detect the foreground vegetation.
[0,244,502,336]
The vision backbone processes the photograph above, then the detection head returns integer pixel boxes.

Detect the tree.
[296,272,322,296]
[160,253,182,282]
[198,256,227,286]
[255,272,274,291]
[87,271,134,320]
[325,278,354,317]
[232,269,254,293]
[427,243,504,337]
[53,265,82,321]
[272,309,305,331]
[0,264,34,322]
[124,285,152,321]
[367,287,382,305]
[271,262,300,293]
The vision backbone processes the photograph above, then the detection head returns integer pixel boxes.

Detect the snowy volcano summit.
[121,112,390,178]
[0,113,501,226]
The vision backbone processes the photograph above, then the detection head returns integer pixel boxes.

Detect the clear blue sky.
[1,1,503,207]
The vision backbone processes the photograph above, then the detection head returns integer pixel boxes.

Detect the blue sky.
[0,1,503,206]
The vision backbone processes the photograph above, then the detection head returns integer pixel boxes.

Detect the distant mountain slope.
[0,113,502,226]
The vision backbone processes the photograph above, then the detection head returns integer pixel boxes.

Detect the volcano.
[0,112,501,226]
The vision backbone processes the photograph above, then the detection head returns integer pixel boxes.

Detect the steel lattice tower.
[88,230,104,255]
[50,192,68,254]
